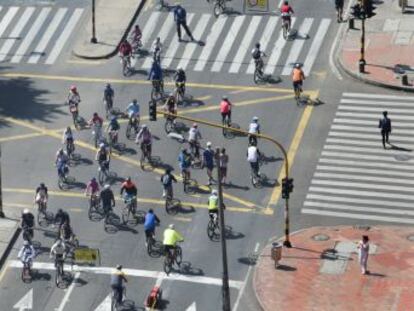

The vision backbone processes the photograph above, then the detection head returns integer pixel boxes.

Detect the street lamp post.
[359,0,366,73]
[91,0,98,43]
[0,144,4,218]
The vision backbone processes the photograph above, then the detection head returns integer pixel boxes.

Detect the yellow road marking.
[0,72,296,94]
[194,95,211,101]
[0,132,43,143]
[265,90,319,213]
[172,216,192,222]
[4,202,33,208]
[0,262,9,283]
[144,0,154,11]
[66,59,105,65]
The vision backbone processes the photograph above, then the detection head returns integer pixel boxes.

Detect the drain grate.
[312,234,330,241]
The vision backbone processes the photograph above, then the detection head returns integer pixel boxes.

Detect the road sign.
[13,289,33,311]
[243,0,269,13]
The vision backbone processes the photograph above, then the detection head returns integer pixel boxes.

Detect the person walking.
[379,111,391,149]
[335,0,344,22]
[357,235,370,275]
[219,148,229,184]
[174,4,194,42]
[202,142,215,186]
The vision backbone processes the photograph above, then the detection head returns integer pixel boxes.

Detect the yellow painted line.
[66,59,105,65]
[144,0,154,11]
[4,202,33,208]
[265,90,319,213]
[69,208,83,212]
[172,216,192,222]
[194,95,211,101]
[0,72,295,94]
[229,89,250,95]
[0,262,9,283]
[0,132,43,143]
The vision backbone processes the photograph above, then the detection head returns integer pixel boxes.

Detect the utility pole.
[216,148,231,311]
[91,0,98,43]
[0,144,4,218]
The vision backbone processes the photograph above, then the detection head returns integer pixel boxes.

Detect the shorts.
[145,228,155,239]
[220,166,227,177]
[293,80,302,90]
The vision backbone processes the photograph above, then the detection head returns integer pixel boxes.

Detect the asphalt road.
[0,0,404,310]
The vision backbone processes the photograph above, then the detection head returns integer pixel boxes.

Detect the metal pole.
[0,144,4,218]
[91,0,98,43]
[359,0,366,73]
[216,148,231,311]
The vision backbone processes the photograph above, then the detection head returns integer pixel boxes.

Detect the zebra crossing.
[0,6,84,65]
[135,11,331,75]
[302,92,414,225]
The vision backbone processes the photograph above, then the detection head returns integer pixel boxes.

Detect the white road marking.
[338,105,414,114]
[340,98,414,107]
[140,11,161,47]
[314,172,414,185]
[317,165,414,178]
[193,16,227,71]
[46,8,84,64]
[142,14,175,69]
[326,137,412,148]
[312,179,414,193]
[176,14,210,70]
[343,92,414,100]
[319,157,414,171]
[246,17,278,74]
[334,118,414,127]
[28,8,67,64]
[323,150,413,162]
[302,18,331,76]
[13,289,33,311]
[94,294,111,311]
[228,16,261,73]
[309,186,414,201]
[330,125,413,135]
[185,302,197,311]
[11,7,51,63]
[336,112,414,120]
[211,16,245,72]
[56,272,80,311]
[281,18,313,75]
[0,7,35,62]
[328,131,414,142]
[0,7,19,38]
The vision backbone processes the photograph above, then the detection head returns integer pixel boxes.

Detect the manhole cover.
[394,154,411,161]
[407,234,414,242]
[312,234,330,241]
[353,225,371,231]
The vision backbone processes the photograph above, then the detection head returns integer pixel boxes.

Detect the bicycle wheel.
[283,23,288,39]
[163,255,172,275]
[207,220,216,240]
[88,198,95,220]
[98,169,105,185]
[21,264,32,283]
[122,206,131,225]
[214,2,223,17]
[125,122,132,140]
[37,204,46,225]
[253,69,260,84]
[140,150,146,169]
[175,246,182,265]
[165,197,179,215]
[164,120,174,134]
[146,236,154,256]
[55,264,62,286]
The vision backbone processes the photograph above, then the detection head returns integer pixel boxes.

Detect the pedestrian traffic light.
[364,0,376,18]
[281,178,294,199]
[351,3,362,19]
[149,100,157,121]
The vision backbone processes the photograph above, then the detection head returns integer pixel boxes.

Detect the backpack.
[176,7,186,21]
[162,174,171,185]
[252,48,260,60]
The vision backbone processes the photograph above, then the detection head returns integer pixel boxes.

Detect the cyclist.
[89,112,104,143]
[202,142,215,186]
[164,93,177,125]
[54,208,71,227]
[163,224,184,260]
[144,209,160,245]
[85,177,100,198]
[161,168,177,198]
[174,68,186,96]
[111,265,128,305]
[35,182,48,207]
[18,240,36,268]
[62,127,75,155]
[188,123,202,161]
[151,37,163,63]
[95,143,110,172]
[251,43,265,73]
[120,177,138,210]
[118,39,132,68]
[50,239,66,267]
[292,63,305,99]
[248,116,261,146]
[21,209,35,240]
[56,149,69,179]
[136,124,153,157]
[178,148,192,180]
[67,85,81,107]
[55,148,69,166]
[103,83,115,113]
[208,189,219,221]
[59,221,75,242]
[107,116,120,145]
[148,60,163,88]
[247,144,261,177]
[100,184,115,215]
[126,99,140,130]
[130,24,142,51]
[280,1,294,33]
[220,96,232,126]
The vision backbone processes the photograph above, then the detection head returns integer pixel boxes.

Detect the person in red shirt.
[220,96,232,126]
[280,1,294,32]
[89,112,104,128]
[119,40,132,67]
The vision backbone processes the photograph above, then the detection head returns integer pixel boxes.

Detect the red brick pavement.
[253,226,414,311]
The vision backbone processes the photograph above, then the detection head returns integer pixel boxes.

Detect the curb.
[0,222,20,270]
[72,0,147,60]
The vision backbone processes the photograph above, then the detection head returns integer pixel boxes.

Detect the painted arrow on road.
[13,289,33,311]
[94,294,111,310]
[186,302,197,311]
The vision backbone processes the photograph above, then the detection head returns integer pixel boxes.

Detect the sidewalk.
[254,226,414,311]
[338,0,414,90]
[0,215,20,270]
[72,0,146,59]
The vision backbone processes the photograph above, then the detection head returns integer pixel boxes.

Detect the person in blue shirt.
[202,142,215,186]
[148,61,163,82]
[173,5,194,42]
[178,148,192,180]
[144,209,160,244]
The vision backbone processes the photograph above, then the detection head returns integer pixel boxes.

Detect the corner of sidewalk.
[0,212,21,271]
[335,0,414,92]
[72,0,147,60]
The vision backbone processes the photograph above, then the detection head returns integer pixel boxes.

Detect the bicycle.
[293,81,304,105]
[57,165,70,190]
[98,161,110,185]
[21,260,32,283]
[165,193,180,215]
[107,130,118,154]
[250,164,264,188]
[253,57,266,84]
[175,82,185,103]
[37,199,48,225]
[151,80,164,102]
[66,140,75,160]
[122,196,137,224]
[213,0,226,17]
[146,231,157,256]
[163,244,182,275]
[125,117,139,140]
[88,194,101,220]
[111,286,126,311]
[140,142,152,169]
[55,256,65,287]
[207,213,220,240]
[164,116,177,134]
[281,15,291,39]
[104,97,114,119]
[121,55,132,77]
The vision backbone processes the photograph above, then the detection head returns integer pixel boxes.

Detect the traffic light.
[149,100,157,121]
[281,178,294,199]
[350,3,362,19]
[364,0,376,18]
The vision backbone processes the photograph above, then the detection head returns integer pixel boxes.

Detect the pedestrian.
[202,142,215,185]
[378,111,391,149]
[219,148,229,184]
[335,0,344,22]
[173,4,194,42]
[357,235,370,275]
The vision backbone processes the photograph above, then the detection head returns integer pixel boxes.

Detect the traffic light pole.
[0,145,4,218]
[157,110,292,247]
[359,0,366,73]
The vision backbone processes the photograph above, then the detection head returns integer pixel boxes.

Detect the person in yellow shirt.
[208,190,219,221]
[163,224,184,260]
[292,63,305,98]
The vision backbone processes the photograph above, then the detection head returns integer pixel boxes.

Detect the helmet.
[66,126,71,132]
[126,177,131,182]
[58,208,63,214]
[212,189,218,195]
[149,208,154,213]
[104,184,110,189]
[284,1,289,4]
[253,116,259,121]
[70,85,77,91]
[40,182,45,187]
[255,42,260,48]
[116,265,122,270]
[93,112,98,117]
[169,93,175,98]
[142,124,147,129]
[222,95,228,100]
[193,123,198,128]
[92,177,96,182]
[58,148,64,153]
[111,116,117,122]
[23,209,30,214]
[206,141,212,147]
[99,143,105,148]
[23,240,30,246]
[166,168,171,174]
[295,63,301,68]
[133,99,137,104]
[106,83,111,88]
[169,224,175,229]
[177,67,183,72]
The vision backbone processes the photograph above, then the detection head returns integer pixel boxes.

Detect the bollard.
[402,74,409,86]
[349,18,355,30]
[271,242,283,268]
[359,60,365,73]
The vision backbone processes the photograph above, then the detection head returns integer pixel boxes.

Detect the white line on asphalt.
[28,8,67,64]
[304,201,414,215]
[309,186,414,201]
[281,18,313,75]
[46,8,84,64]
[302,208,414,224]
[330,124,414,135]
[140,11,161,47]
[176,14,210,70]
[8,261,244,289]
[333,118,414,128]
[343,92,414,100]
[193,16,227,71]
[328,131,414,142]
[0,7,34,62]
[0,7,19,38]
[325,137,413,148]
[229,16,261,73]
[324,143,414,154]
[312,179,414,193]
[211,16,245,72]
[142,14,175,69]
[314,172,414,185]
[163,14,195,68]
[11,7,51,63]
[246,17,279,74]
[340,98,414,107]
[306,193,414,209]
[317,165,414,178]
[56,272,80,311]
[338,105,414,114]
[303,18,331,76]
[232,242,259,311]
[319,157,414,172]
[336,112,414,120]
[322,150,413,163]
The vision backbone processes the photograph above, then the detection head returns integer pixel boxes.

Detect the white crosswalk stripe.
[134,12,331,75]
[302,92,414,224]
[0,6,84,65]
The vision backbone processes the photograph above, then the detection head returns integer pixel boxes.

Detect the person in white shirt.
[248,116,261,146]
[247,145,261,176]
[50,239,66,266]
[18,241,36,265]
[151,37,163,63]
[188,123,202,160]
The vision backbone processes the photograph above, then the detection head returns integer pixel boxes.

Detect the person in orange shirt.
[220,96,232,126]
[292,63,305,98]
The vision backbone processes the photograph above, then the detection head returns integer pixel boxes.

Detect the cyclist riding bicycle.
[54,208,71,227]
[202,142,215,186]
[130,24,142,50]
[95,144,110,171]
[18,240,36,267]
[247,144,261,177]
[85,177,100,198]
[188,123,202,160]
[21,209,34,240]
[208,189,219,220]
[280,1,294,30]
[100,184,115,215]
[163,224,184,259]
[120,177,138,207]
[118,40,132,68]
[164,93,177,123]
[220,96,232,126]
[248,116,261,146]
[148,61,163,87]
[67,85,81,107]
[59,221,75,242]
[55,148,69,178]
[89,112,104,128]
[50,239,66,267]
[174,68,186,92]
[178,148,192,179]
[144,209,160,244]
[35,182,48,206]
[62,126,75,153]
[251,43,266,72]
[161,168,177,198]
[126,99,140,126]
[135,124,152,156]
[107,116,120,143]
[111,265,128,304]
[151,37,163,62]
[292,63,305,98]
[103,83,115,111]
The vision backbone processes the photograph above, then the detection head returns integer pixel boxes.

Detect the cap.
[23,209,30,214]
[212,189,218,195]
[253,116,258,121]
[206,141,212,147]
[169,224,175,229]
